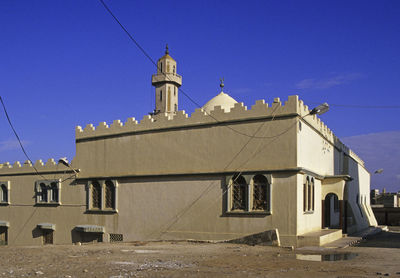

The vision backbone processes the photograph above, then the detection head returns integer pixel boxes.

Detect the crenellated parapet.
[76,95,304,140]
[0,158,73,176]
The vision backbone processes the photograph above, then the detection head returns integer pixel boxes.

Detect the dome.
[202,92,238,114]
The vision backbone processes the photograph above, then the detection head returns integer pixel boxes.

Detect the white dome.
[202,92,238,114]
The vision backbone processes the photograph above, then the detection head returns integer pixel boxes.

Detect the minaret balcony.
[151,73,182,86]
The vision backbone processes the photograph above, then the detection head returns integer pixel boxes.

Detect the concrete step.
[297,229,343,247]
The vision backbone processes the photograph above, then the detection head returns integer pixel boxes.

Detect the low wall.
[372,207,400,226]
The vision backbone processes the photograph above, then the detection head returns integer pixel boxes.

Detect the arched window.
[174,103,177,111]
[50,182,58,202]
[174,87,176,96]
[173,65,176,74]
[307,177,312,211]
[252,175,269,210]
[303,178,308,212]
[105,180,115,209]
[160,90,162,101]
[40,183,48,202]
[160,62,163,73]
[1,184,8,203]
[310,177,315,211]
[92,181,101,209]
[232,175,247,210]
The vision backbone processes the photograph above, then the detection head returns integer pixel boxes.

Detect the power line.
[0,96,75,183]
[98,0,303,140]
[0,96,47,180]
[307,102,400,109]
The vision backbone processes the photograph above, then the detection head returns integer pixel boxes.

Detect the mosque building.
[0,47,377,246]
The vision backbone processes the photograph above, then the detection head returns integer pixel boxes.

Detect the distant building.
[0,47,377,247]
[371,189,400,208]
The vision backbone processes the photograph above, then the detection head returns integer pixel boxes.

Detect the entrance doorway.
[323,193,340,228]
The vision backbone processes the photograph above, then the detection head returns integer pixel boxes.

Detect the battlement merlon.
[74,95,339,149]
[0,158,79,176]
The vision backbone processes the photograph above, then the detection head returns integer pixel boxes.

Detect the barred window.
[92,181,101,209]
[232,175,247,210]
[88,180,118,212]
[252,175,269,210]
[0,184,8,203]
[105,180,115,209]
[40,183,48,202]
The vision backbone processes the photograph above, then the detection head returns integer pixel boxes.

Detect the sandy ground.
[1,229,400,278]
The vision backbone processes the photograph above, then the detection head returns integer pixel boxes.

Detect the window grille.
[252,175,268,210]
[110,233,123,242]
[105,180,115,209]
[92,181,101,209]
[232,175,247,210]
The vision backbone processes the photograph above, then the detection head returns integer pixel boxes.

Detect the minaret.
[151,45,182,115]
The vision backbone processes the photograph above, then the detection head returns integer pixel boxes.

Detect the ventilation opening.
[110,233,123,243]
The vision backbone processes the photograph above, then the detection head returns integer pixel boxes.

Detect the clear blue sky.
[1,1,399,190]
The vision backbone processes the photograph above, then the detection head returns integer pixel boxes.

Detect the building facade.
[0,48,377,247]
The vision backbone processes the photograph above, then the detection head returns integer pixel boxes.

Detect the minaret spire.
[151,46,182,116]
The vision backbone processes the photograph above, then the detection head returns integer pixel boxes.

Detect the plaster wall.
[345,157,377,231]
[297,119,334,176]
[74,117,298,179]
[0,173,86,246]
[296,175,322,235]
[0,171,300,246]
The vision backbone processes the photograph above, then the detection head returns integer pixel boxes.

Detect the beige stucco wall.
[296,175,322,235]
[74,116,298,179]
[297,118,335,176]
[0,171,301,246]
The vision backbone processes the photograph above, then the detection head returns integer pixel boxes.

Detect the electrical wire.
[306,102,400,109]
[98,0,306,140]
[0,96,48,180]
[0,96,76,183]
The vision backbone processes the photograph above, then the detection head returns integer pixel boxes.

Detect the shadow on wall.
[71,228,102,244]
[31,226,42,239]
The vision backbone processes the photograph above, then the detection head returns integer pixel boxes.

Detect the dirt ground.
[1,229,400,278]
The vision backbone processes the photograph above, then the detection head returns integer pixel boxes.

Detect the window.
[303,176,314,213]
[232,175,247,210]
[92,181,101,209]
[160,62,163,73]
[35,180,61,205]
[252,175,269,211]
[174,103,177,112]
[160,90,162,101]
[0,181,10,205]
[174,87,176,96]
[173,65,176,74]
[227,174,271,214]
[105,180,115,209]
[87,180,118,212]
